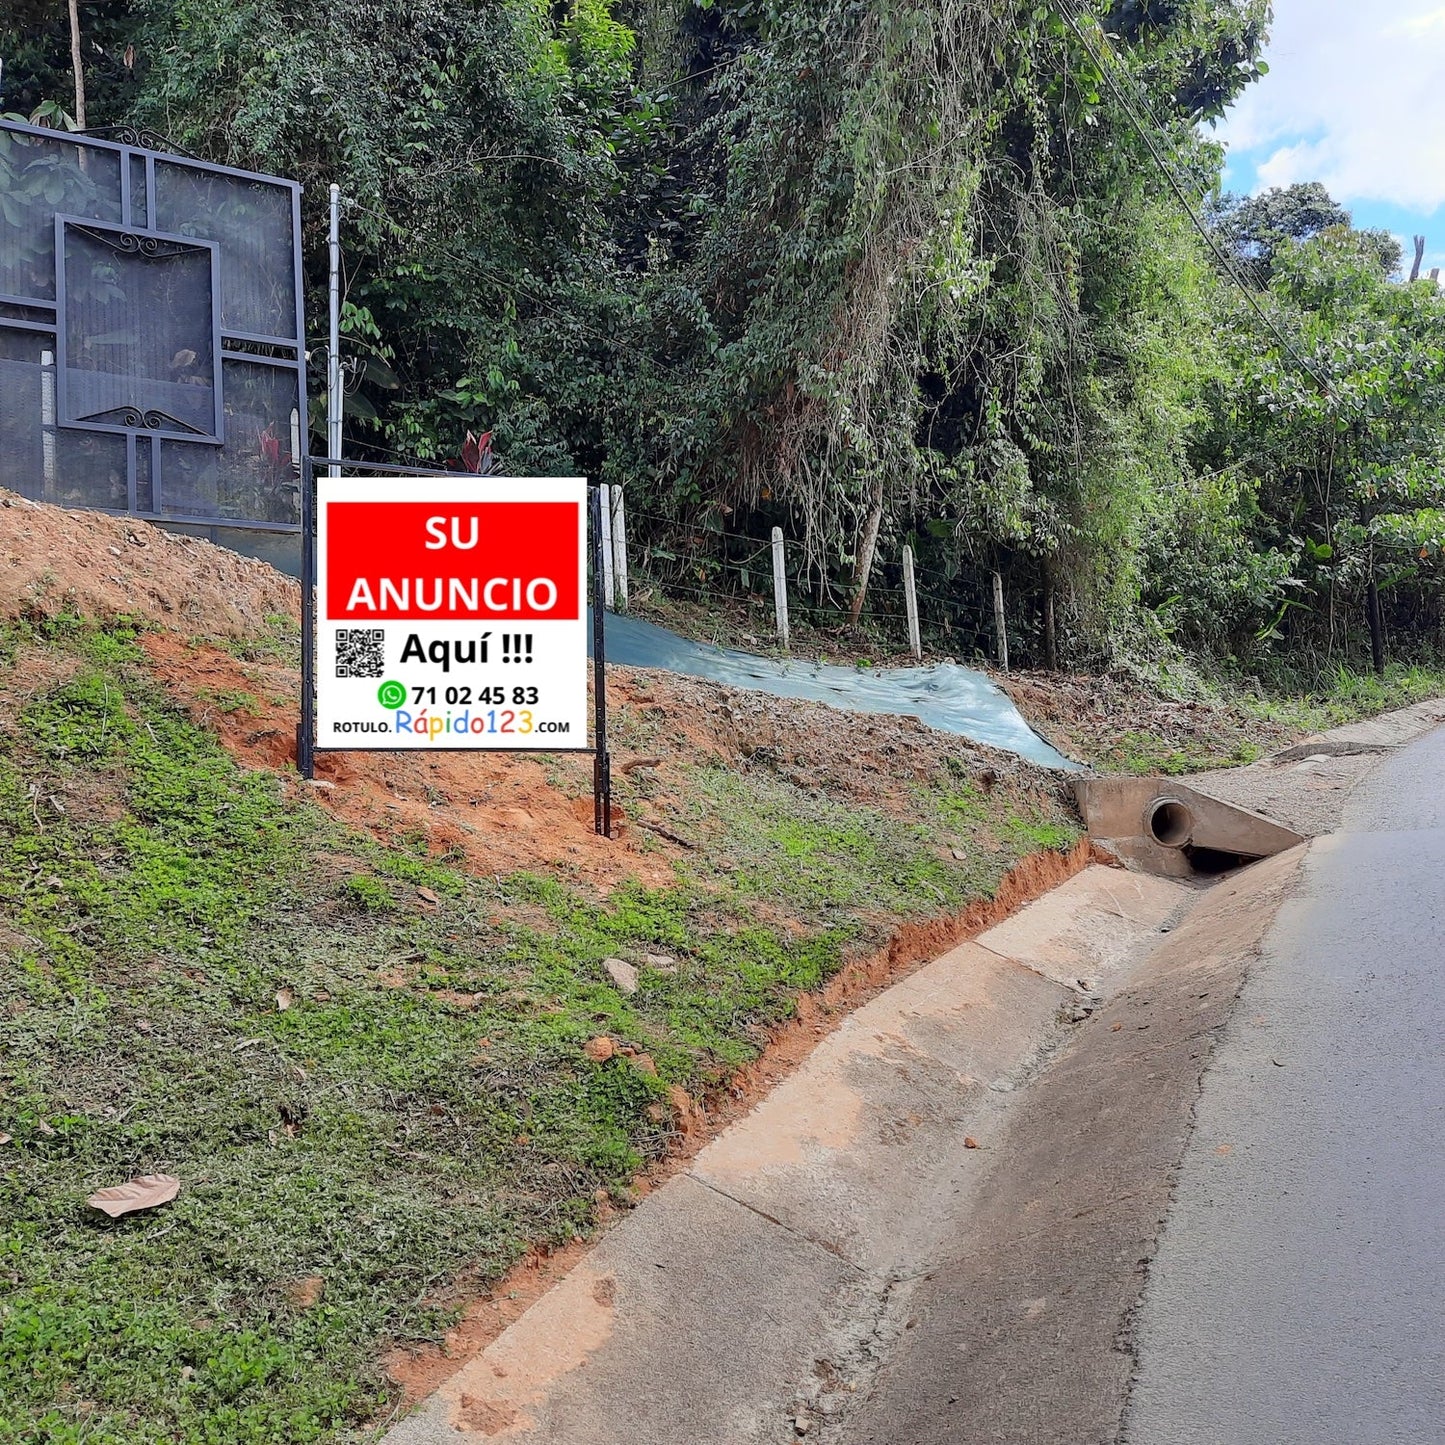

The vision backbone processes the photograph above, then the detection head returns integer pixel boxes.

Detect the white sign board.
[316,476,588,750]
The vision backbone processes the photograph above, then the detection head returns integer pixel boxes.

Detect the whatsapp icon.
[377,680,407,710]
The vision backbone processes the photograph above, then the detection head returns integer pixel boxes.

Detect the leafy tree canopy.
[3,0,1444,675]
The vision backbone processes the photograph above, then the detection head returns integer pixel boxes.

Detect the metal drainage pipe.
[1146,797,1194,849]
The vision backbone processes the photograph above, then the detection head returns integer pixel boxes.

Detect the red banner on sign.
[324,501,581,621]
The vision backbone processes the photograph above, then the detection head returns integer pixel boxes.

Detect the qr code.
[335,628,385,678]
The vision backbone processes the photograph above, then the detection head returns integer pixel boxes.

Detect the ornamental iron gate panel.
[0,120,305,566]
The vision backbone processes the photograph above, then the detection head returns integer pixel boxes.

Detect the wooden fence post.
[610,487,629,612]
[598,483,615,610]
[771,527,789,650]
[902,545,922,659]
[992,570,1009,672]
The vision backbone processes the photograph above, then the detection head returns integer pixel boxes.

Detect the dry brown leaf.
[416,886,440,904]
[0,1133,11,1146]
[275,988,294,1012]
[964,1136,981,1150]
[36,1119,56,1137]
[87,1174,181,1218]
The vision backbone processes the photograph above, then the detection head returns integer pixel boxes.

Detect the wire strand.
[1056,0,1331,394]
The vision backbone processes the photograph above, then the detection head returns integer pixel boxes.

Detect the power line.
[1056,0,1331,395]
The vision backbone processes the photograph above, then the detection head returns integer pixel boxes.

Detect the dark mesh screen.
[136,436,154,512]
[0,325,127,509]
[129,155,148,228]
[158,360,301,523]
[160,521,301,577]
[2,121,303,536]
[61,222,218,437]
[153,163,298,339]
[54,429,128,509]
[0,129,122,302]
[0,329,45,492]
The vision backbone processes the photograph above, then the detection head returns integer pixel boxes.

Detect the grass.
[1086,660,1445,777]
[1237,660,1445,734]
[0,617,1077,1444]
[1104,730,1264,777]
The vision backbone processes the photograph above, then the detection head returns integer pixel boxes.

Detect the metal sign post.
[590,484,611,838]
[298,454,317,779]
[297,458,612,837]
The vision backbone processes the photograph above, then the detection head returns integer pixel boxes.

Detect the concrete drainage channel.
[1072,776,1305,878]
[380,702,1445,1445]
[382,849,1275,1445]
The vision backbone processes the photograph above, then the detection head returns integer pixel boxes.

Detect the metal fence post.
[992,570,1009,672]
[39,349,57,499]
[297,456,316,779]
[771,527,789,650]
[326,184,342,479]
[590,486,612,837]
[902,545,922,659]
[610,487,628,612]
[598,483,615,610]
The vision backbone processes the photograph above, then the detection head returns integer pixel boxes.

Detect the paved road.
[1123,725,1445,1444]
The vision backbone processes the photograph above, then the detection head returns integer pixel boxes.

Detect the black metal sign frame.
[296,456,611,837]
[0,116,307,533]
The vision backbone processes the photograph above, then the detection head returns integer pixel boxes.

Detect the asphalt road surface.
[842,724,1445,1445]
[1123,724,1445,1444]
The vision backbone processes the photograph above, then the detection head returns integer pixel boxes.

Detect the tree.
[1222,225,1445,669]
[66,0,85,126]
[1210,182,1352,284]
[0,0,138,126]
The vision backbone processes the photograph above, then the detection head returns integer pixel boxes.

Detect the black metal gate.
[0,119,306,571]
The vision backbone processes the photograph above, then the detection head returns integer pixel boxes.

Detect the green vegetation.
[9,1,1445,677]
[0,618,1074,1442]
[1055,657,1445,776]
[6,4,1445,1434]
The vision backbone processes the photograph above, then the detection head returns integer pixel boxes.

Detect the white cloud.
[1218,0,1445,213]
[1389,6,1445,37]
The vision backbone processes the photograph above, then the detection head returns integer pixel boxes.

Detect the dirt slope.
[0,490,296,638]
[1,492,1063,884]
[1,498,1090,1445]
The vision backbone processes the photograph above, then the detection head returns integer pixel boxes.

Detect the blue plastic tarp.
[592,611,1078,771]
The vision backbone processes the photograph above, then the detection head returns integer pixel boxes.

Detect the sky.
[1215,0,1445,274]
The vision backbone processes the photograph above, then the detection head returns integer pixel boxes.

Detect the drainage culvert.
[1146,798,1194,849]
[1072,778,1305,878]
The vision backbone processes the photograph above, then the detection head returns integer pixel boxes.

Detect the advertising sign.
[315,476,588,750]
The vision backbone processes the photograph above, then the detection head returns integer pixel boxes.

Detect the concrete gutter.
[383,866,1199,1445]
[1187,695,1445,839]
[381,694,1444,1445]
[1073,775,1304,875]
[1073,697,1445,875]
[843,845,1306,1444]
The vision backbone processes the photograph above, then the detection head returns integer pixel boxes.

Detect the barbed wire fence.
[599,487,1028,669]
